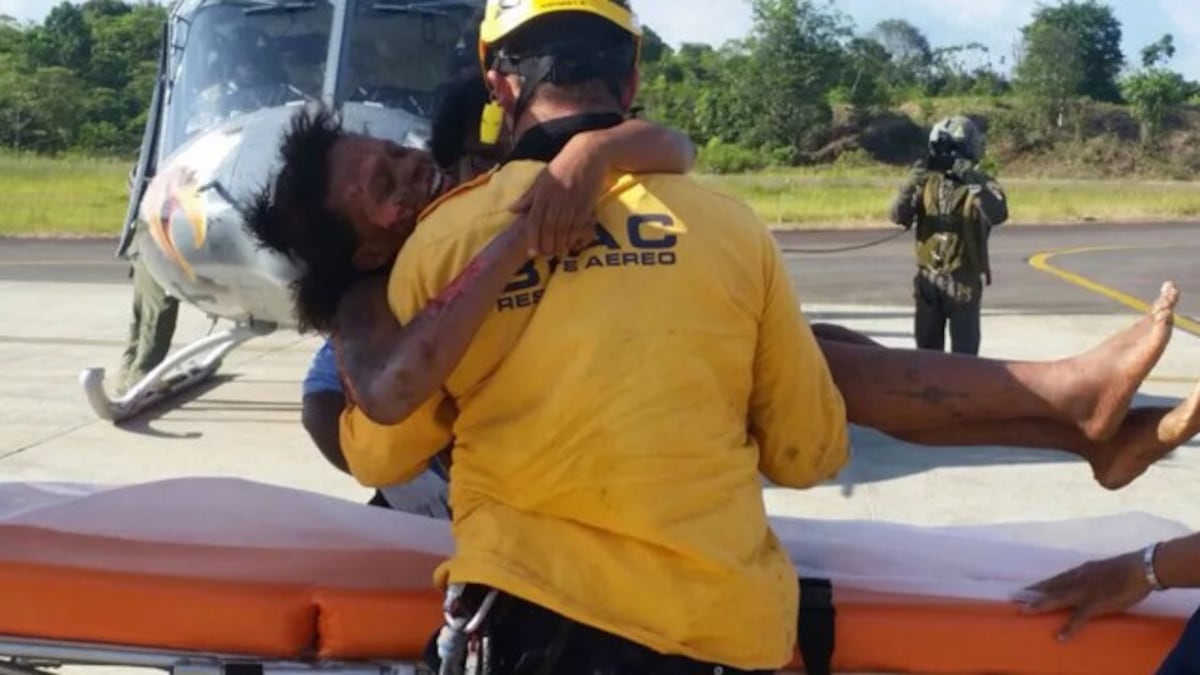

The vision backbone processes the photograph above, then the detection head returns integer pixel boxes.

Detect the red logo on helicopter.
[143,166,208,281]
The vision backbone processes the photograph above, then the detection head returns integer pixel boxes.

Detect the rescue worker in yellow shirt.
[336,0,850,672]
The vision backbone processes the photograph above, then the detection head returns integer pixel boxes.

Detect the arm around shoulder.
[572,117,697,175]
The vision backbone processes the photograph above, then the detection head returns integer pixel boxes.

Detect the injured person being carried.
[239,1,1200,673]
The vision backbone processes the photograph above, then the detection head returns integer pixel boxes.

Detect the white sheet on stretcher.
[2,477,1197,619]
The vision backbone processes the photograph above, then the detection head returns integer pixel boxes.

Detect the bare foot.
[1090,381,1200,490]
[1067,282,1180,442]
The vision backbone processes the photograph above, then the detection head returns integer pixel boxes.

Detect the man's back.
[371,162,848,670]
[911,170,1008,283]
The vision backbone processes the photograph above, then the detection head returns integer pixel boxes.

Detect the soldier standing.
[891,115,1009,355]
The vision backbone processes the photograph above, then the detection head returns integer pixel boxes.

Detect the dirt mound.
[812,100,1200,179]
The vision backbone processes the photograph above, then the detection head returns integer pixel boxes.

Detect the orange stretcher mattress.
[1,478,1197,674]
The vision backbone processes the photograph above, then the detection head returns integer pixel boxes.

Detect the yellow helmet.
[477,0,642,75]
[475,0,642,146]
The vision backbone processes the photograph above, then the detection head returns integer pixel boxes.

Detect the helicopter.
[79,0,484,423]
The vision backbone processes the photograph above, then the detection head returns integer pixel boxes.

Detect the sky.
[3,0,1198,79]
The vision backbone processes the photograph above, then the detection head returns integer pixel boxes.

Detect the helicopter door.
[115,21,170,260]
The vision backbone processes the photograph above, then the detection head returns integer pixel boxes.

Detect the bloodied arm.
[336,120,696,426]
[334,121,697,479]
[332,221,531,429]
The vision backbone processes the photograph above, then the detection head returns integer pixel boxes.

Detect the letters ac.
[502,214,678,292]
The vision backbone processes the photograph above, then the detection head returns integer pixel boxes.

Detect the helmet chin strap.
[479,43,632,148]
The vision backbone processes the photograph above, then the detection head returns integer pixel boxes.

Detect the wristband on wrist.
[1143,543,1166,591]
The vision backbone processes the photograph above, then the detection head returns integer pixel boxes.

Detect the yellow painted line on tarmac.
[1027,244,1200,336]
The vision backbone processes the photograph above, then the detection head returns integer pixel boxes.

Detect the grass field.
[0,154,130,236]
[702,168,1200,227]
[2,153,1200,236]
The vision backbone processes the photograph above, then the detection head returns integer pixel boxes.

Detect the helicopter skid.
[80,323,263,424]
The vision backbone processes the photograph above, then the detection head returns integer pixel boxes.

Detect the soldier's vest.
[914,173,990,301]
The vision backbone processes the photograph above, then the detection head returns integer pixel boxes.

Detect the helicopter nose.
[338,102,432,151]
[220,105,307,200]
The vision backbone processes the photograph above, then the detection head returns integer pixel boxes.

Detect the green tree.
[739,0,850,152]
[833,37,892,113]
[1123,68,1191,141]
[868,18,932,91]
[1017,0,1124,103]
[1014,19,1085,125]
[0,53,37,150]
[1140,34,1175,69]
[81,0,131,18]
[638,42,745,146]
[85,4,164,89]
[640,25,671,64]
[29,2,94,72]
[927,42,997,96]
[0,14,23,54]
[27,65,89,151]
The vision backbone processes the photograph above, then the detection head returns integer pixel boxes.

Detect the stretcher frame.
[0,636,816,675]
[0,635,421,675]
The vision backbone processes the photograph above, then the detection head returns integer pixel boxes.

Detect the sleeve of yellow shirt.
[750,228,850,488]
[338,199,511,489]
[339,393,456,487]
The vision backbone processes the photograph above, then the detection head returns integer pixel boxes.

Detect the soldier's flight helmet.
[475,0,643,145]
[929,115,986,163]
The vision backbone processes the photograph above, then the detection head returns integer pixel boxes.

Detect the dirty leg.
[891,383,1200,490]
[814,282,1179,442]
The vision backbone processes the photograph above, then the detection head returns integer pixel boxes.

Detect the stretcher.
[1,478,1198,675]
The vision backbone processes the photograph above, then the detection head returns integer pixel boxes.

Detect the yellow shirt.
[340,162,849,669]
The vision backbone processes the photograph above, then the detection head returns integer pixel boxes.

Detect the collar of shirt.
[503,112,626,164]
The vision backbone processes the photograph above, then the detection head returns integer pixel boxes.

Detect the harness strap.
[797,577,836,675]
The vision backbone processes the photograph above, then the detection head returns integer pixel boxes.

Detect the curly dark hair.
[245,77,491,334]
[430,71,492,169]
[242,106,369,335]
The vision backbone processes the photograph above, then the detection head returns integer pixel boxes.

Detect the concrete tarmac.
[5,222,1198,319]
[1,225,1198,515]
[0,226,1198,674]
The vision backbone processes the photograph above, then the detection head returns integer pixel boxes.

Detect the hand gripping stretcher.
[1,478,1197,675]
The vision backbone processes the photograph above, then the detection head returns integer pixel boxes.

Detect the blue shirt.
[303,340,343,397]
[303,339,451,486]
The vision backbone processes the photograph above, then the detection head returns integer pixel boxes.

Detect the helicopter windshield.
[338,0,480,119]
[161,0,333,155]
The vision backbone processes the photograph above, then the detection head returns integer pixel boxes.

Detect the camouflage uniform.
[117,237,180,394]
[891,158,1008,355]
